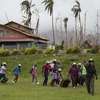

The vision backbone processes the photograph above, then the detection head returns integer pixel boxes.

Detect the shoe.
[12,80,15,84]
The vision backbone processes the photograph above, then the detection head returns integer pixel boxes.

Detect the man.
[42,61,51,86]
[0,62,8,83]
[86,58,97,95]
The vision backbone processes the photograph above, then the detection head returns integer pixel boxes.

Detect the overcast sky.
[0,0,100,33]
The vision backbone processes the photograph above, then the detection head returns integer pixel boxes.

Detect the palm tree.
[63,17,68,48]
[71,0,81,46]
[42,0,55,45]
[21,0,35,27]
[76,1,83,46]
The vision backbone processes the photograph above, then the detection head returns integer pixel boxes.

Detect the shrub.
[11,49,21,55]
[36,49,43,54]
[44,48,55,54]
[24,48,37,55]
[0,49,10,56]
[66,47,80,54]
[87,47,99,54]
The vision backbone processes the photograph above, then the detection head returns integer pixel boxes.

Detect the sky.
[0,0,100,34]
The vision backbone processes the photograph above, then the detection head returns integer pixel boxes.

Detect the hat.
[53,59,57,62]
[18,64,22,66]
[78,63,82,65]
[73,62,76,65]
[58,68,62,72]
[2,62,7,65]
[46,61,50,64]
[89,58,93,62]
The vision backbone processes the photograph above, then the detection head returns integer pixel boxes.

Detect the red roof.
[5,21,48,41]
[0,23,48,42]
[5,21,33,30]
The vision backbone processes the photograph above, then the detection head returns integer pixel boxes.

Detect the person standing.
[77,63,87,86]
[30,64,38,84]
[12,64,22,83]
[86,59,98,95]
[68,63,79,88]
[42,61,51,86]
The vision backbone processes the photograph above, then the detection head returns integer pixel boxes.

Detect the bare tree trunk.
[79,13,83,46]
[75,17,78,47]
[65,23,68,48]
[52,11,55,45]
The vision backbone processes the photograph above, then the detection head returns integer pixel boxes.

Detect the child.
[50,69,58,86]
[12,64,22,83]
[56,68,63,85]
[30,64,38,84]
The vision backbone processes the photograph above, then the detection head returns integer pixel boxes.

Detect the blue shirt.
[13,66,21,75]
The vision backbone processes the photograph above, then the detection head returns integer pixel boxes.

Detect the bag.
[60,79,70,87]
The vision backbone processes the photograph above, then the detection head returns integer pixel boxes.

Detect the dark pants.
[43,73,49,86]
[32,75,37,83]
[13,75,19,83]
[86,77,94,95]
[71,77,78,87]
[0,73,8,83]
[79,75,86,86]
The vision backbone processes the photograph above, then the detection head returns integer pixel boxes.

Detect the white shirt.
[0,66,6,74]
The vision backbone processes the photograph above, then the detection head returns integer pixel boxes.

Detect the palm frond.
[42,0,54,16]
[75,0,80,6]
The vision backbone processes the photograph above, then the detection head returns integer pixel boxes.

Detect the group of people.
[68,58,98,95]
[42,59,63,86]
[41,58,98,95]
[0,58,98,96]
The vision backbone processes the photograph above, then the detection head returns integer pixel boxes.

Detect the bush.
[87,47,99,54]
[24,48,37,55]
[66,47,80,54]
[44,48,55,54]
[11,49,21,55]
[36,49,43,54]
[0,49,10,56]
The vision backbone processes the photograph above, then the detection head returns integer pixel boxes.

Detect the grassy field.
[0,54,100,100]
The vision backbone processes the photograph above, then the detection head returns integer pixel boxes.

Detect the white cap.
[78,63,82,65]
[58,68,62,72]
[18,64,22,66]
[46,61,50,64]
[89,58,93,61]
[73,62,76,65]
[2,62,7,65]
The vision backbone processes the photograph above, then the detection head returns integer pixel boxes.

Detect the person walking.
[68,63,79,88]
[0,62,8,83]
[12,64,22,83]
[30,64,39,84]
[85,58,98,95]
[42,61,51,86]
[77,63,87,86]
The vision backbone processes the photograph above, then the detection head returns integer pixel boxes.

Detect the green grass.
[0,79,100,100]
[0,54,100,100]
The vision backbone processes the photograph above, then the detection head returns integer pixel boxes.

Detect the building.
[0,21,48,49]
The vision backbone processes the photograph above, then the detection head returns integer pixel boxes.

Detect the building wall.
[0,42,33,49]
